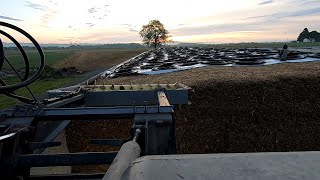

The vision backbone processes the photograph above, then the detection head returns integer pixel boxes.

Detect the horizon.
[2,41,301,47]
[0,0,320,44]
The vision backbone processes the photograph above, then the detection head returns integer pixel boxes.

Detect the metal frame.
[0,84,190,179]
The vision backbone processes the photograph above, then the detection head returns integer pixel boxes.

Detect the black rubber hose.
[4,56,38,102]
[0,21,45,92]
[0,30,30,80]
[0,38,4,70]
[0,78,35,103]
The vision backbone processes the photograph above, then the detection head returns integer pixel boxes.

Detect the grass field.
[0,77,73,109]
[2,50,74,69]
[0,48,148,109]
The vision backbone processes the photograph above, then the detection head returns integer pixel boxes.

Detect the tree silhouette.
[309,31,320,42]
[297,28,310,42]
[139,20,170,48]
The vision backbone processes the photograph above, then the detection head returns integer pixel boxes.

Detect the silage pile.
[175,77,320,153]
[66,61,320,173]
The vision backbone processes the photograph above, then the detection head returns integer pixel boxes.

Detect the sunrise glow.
[0,0,320,44]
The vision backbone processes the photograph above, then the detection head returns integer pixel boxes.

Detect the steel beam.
[85,88,188,106]
[18,152,117,167]
[46,94,84,108]
[28,173,105,180]
[32,94,83,153]
[32,106,174,121]
[29,142,61,150]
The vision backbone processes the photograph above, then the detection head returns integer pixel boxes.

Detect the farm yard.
[1,44,320,173]
[2,0,320,178]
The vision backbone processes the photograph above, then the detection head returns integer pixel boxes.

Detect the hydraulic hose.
[0,21,45,92]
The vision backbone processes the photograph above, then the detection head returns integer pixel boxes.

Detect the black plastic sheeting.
[104,47,320,78]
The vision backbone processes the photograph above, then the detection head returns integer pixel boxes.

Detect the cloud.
[86,22,95,27]
[25,1,48,11]
[41,10,58,25]
[88,7,98,14]
[87,5,109,21]
[170,6,320,43]
[290,0,320,5]
[170,21,268,37]
[258,0,273,5]
[121,24,138,32]
[246,7,320,20]
[283,7,320,17]
[56,37,79,42]
[169,12,311,39]
[129,29,138,32]
[0,15,23,21]
[245,13,280,20]
[76,31,140,43]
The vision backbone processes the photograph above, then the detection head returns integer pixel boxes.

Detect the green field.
[0,77,73,109]
[0,48,147,109]
[2,50,74,69]
[1,49,75,109]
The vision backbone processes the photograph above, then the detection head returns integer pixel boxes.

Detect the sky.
[0,0,320,44]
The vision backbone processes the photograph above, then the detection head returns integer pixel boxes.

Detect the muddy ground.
[66,61,320,173]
